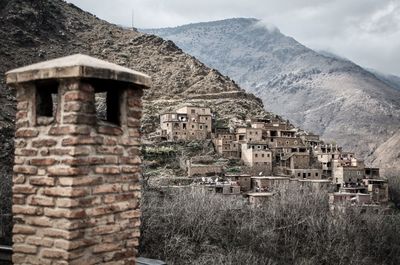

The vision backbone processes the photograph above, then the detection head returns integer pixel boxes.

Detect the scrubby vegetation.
[140,188,400,265]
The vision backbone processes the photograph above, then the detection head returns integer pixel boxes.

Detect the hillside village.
[148,105,389,209]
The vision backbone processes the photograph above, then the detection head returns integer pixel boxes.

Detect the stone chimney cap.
[5,54,151,88]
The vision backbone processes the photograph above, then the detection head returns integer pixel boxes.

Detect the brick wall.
[12,78,143,265]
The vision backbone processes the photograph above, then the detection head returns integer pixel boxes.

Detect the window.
[308,173,311,177]
[183,123,187,129]
[200,125,203,130]
[255,154,258,158]
[262,154,265,158]
[316,173,319,177]
[95,88,121,126]
[192,125,195,129]
[191,109,195,114]
[298,173,301,177]
[267,154,270,157]
[36,80,59,123]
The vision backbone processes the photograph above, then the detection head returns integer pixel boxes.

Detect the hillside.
[0,0,269,238]
[144,18,400,173]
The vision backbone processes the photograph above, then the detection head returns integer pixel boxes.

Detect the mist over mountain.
[143,18,400,173]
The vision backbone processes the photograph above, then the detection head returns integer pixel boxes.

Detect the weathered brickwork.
[6,54,150,265]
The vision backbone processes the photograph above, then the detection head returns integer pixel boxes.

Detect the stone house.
[224,174,251,191]
[247,192,274,206]
[236,127,263,143]
[160,106,212,141]
[313,144,342,177]
[212,131,240,158]
[214,181,241,195]
[182,156,224,177]
[332,158,365,186]
[241,143,273,174]
[363,179,389,204]
[251,176,290,192]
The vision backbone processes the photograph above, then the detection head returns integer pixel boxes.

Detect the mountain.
[143,18,400,173]
[368,69,400,91]
[0,1,270,239]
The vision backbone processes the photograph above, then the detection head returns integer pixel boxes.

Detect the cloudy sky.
[67,0,400,76]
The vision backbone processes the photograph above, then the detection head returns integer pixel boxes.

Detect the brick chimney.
[6,54,150,265]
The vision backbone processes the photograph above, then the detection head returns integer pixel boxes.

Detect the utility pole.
[131,9,135,30]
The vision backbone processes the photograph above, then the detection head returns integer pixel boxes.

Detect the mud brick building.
[6,54,150,265]
[159,106,212,141]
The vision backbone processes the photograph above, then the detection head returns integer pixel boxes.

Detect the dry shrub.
[140,187,400,265]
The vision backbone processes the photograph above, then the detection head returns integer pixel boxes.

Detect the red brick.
[13,185,37,194]
[120,210,141,219]
[15,148,37,156]
[61,157,105,166]
[49,148,72,156]
[30,177,55,186]
[16,111,28,120]
[30,158,57,166]
[96,146,123,155]
[28,196,55,207]
[103,193,135,204]
[63,114,96,124]
[41,248,70,260]
[43,187,88,197]
[49,125,91,135]
[98,125,123,135]
[32,139,57,148]
[93,184,123,194]
[120,156,141,165]
[13,194,26,205]
[122,166,139,173]
[13,205,42,215]
[13,225,35,235]
[64,90,92,102]
[95,166,120,175]
[127,98,142,108]
[15,128,39,138]
[42,229,82,240]
[59,176,102,186]
[62,136,104,146]
[13,244,37,254]
[26,236,53,247]
[44,208,86,219]
[13,165,37,175]
[48,166,89,176]
[93,243,119,253]
[127,118,140,128]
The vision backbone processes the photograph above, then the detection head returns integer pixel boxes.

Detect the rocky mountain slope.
[0,0,269,241]
[144,18,400,173]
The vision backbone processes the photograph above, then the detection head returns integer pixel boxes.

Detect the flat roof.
[251,176,290,180]
[297,179,331,183]
[6,54,151,87]
[331,192,370,196]
[247,192,274,197]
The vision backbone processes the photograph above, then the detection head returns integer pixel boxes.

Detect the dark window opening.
[36,80,59,121]
[183,123,187,129]
[95,89,121,126]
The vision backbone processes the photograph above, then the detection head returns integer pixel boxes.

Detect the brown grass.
[140,187,400,265]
